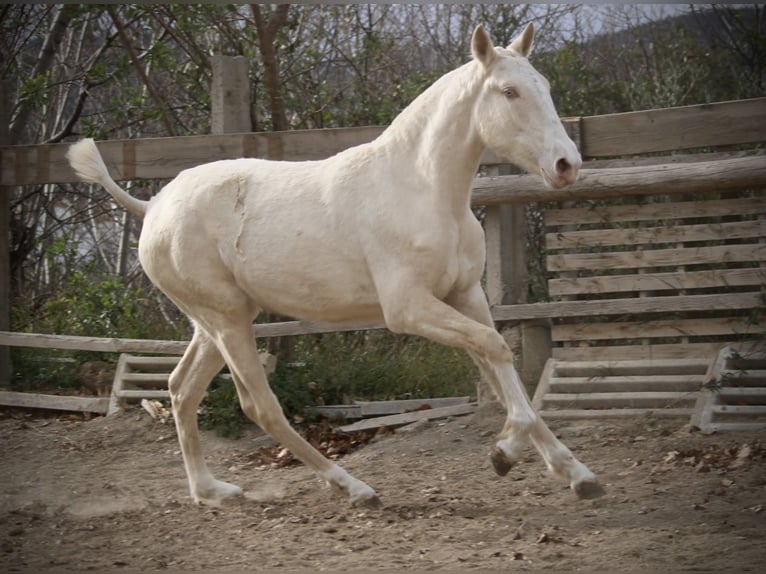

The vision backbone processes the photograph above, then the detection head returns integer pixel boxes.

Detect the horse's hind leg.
[200,314,380,507]
[169,326,243,505]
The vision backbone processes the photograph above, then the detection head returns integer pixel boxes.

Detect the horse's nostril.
[556,158,571,176]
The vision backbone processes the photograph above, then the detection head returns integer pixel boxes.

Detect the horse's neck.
[379,62,485,212]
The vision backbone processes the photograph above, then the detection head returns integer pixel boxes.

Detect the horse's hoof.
[354,493,383,508]
[490,447,514,477]
[573,479,606,500]
[192,479,244,506]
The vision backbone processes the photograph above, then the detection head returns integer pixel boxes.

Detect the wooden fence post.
[210,55,252,134]
[0,80,12,385]
[482,164,551,402]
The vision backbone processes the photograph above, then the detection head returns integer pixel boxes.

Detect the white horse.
[67,23,603,507]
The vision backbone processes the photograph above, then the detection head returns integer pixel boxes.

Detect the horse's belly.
[227,237,383,323]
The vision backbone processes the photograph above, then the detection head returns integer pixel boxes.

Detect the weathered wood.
[0,331,189,354]
[717,387,766,400]
[210,55,251,135]
[546,220,763,251]
[251,320,384,338]
[3,142,766,209]
[551,341,762,361]
[549,268,766,297]
[121,373,171,386]
[543,391,697,409]
[355,396,472,417]
[311,404,363,419]
[0,390,109,414]
[541,407,693,419]
[337,402,477,432]
[3,99,764,186]
[120,355,183,369]
[693,346,766,431]
[711,404,766,415]
[0,323,385,354]
[547,243,765,272]
[552,316,766,342]
[1,127,385,186]
[548,375,705,393]
[472,156,766,207]
[114,389,170,400]
[550,358,709,377]
[483,165,528,306]
[492,292,761,322]
[545,196,765,227]
[717,370,766,386]
[313,397,473,420]
[581,97,766,157]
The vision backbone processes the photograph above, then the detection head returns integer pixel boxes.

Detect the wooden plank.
[711,404,766,415]
[552,316,766,343]
[543,391,697,408]
[1,127,385,186]
[541,407,693,419]
[0,321,386,353]
[548,375,704,393]
[718,387,766,400]
[337,402,477,432]
[492,292,762,322]
[546,220,763,251]
[547,243,765,272]
[472,156,766,207]
[545,196,765,227]
[551,358,710,377]
[0,391,109,414]
[581,97,766,157]
[718,370,766,386]
[115,389,170,400]
[0,122,574,187]
[313,397,473,420]
[705,422,766,431]
[0,331,190,354]
[124,355,181,369]
[121,373,171,386]
[3,99,763,186]
[355,396,472,417]
[311,405,363,419]
[549,268,766,297]
[251,320,384,338]
[531,358,556,410]
[551,342,751,361]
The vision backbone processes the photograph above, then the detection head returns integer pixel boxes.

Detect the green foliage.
[198,331,477,438]
[199,376,249,439]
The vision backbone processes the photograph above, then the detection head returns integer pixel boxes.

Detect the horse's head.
[471,24,581,190]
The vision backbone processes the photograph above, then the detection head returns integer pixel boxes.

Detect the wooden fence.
[1,96,765,392]
[3,98,765,186]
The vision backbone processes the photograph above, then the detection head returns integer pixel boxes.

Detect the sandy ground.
[0,403,764,572]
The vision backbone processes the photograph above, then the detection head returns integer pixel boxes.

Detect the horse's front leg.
[403,283,604,499]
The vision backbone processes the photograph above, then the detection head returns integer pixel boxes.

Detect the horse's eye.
[503,86,519,99]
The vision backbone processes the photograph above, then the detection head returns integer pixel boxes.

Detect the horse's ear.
[471,25,496,68]
[508,22,535,57]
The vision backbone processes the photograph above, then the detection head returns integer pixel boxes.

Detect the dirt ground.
[0,402,764,572]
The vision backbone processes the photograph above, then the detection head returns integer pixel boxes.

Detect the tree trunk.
[251,4,290,133]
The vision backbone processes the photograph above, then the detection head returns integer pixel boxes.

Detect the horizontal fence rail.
[2,98,765,187]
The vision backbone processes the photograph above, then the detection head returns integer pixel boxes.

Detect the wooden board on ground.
[313,396,473,420]
[337,402,478,433]
[0,391,109,414]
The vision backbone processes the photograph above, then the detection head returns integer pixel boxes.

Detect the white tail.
[66,138,148,218]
